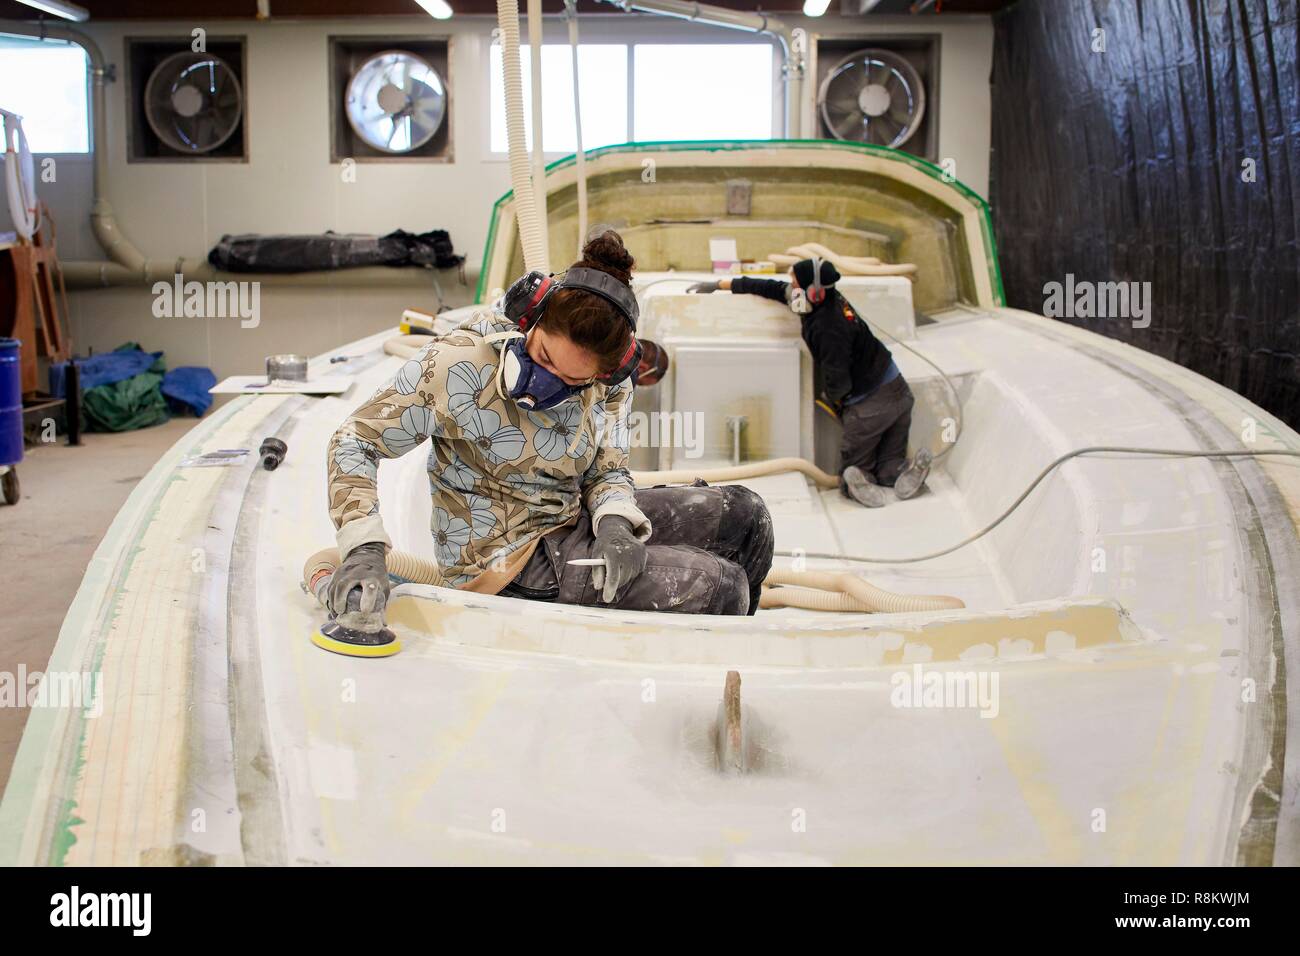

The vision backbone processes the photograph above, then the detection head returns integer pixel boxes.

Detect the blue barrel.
[0,338,23,467]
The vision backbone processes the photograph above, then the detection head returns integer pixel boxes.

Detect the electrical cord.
[777,446,1300,565]
[864,317,964,461]
[633,275,700,311]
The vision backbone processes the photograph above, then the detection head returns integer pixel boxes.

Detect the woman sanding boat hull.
[322,231,774,654]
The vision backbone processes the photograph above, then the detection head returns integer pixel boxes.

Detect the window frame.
[0,38,92,156]
[483,23,782,162]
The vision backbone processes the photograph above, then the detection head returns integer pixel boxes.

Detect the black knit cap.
[792,258,841,290]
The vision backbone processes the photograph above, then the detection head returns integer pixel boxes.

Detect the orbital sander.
[307,564,402,658]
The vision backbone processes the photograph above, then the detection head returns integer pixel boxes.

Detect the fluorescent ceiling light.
[14,0,89,21]
[803,0,833,16]
[414,0,454,19]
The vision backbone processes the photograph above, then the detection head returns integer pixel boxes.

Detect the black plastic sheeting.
[207,229,463,273]
[990,0,1300,425]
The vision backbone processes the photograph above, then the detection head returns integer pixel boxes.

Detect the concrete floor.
[0,417,199,791]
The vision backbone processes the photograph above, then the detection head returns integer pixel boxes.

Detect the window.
[489,44,628,154]
[633,44,773,142]
[489,40,774,154]
[0,40,89,153]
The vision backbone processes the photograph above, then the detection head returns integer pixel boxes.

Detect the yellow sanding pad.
[311,626,402,658]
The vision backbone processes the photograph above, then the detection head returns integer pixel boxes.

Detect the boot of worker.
[893,448,933,501]
[842,465,888,508]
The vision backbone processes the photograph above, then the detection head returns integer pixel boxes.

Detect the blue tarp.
[162,366,217,417]
[49,347,162,398]
[48,344,217,429]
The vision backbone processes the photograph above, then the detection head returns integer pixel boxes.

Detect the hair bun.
[578,229,634,284]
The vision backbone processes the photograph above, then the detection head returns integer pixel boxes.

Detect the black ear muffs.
[808,255,827,305]
[600,335,643,388]
[502,271,556,331]
[501,266,643,389]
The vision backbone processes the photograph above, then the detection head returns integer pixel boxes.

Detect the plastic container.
[0,338,23,467]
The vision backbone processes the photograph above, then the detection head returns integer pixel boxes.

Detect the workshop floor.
[0,417,200,792]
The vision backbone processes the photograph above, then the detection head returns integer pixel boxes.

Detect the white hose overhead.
[564,0,589,258]
[2,111,38,239]
[526,0,551,271]
[496,0,549,274]
[771,241,917,277]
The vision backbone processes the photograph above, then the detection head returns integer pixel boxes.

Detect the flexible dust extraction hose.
[769,241,917,277]
[384,335,431,360]
[497,0,549,273]
[527,0,550,268]
[303,547,445,607]
[565,0,589,257]
[631,457,841,489]
[303,544,962,615]
[764,566,963,612]
[759,586,874,613]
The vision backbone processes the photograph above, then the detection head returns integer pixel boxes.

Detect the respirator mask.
[499,267,643,411]
[500,333,590,411]
[787,255,828,316]
[786,286,813,315]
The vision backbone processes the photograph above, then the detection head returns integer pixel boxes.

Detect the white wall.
[0,12,992,382]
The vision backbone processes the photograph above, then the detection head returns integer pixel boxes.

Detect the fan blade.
[834,114,865,142]
[826,92,862,116]
[879,116,904,147]
[887,104,913,128]
[191,115,215,150]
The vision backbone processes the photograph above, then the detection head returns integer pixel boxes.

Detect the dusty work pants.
[838,374,915,487]
[501,484,774,616]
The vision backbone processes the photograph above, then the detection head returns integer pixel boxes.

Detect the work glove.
[589,516,647,604]
[327,541,391,623]
[685,281,721,294]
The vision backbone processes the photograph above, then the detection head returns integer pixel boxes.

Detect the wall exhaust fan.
[143,51,244,154]
[344,50,447,154]
[817,47,926,149]
[329,37,453,163]
[127,37,248,162]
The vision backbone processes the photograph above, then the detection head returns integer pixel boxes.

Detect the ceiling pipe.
[0,19,453,290]
[595,0,806,138]
[14,0,88,22]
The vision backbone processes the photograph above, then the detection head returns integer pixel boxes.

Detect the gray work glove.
[327,541,391,627]
[589,516,647,604]
[685,281,721,294]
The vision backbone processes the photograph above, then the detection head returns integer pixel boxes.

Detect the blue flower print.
[591,488,624,511]
[333,437,379,476]
[528,404,590,461]
[504,471,542,497]
[462,407,526,464]
[380,405,434,454]
[439,451,482,492]
[464,494,499,538]
[394,358,424,395]
[432,507,472,568]
[446,360,495,426]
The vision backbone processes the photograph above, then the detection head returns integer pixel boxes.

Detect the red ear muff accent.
[520,276,553,330]
[808,255,826,304]
[599,335,642,387]
[634,338,669,386]
[503,271,555,331]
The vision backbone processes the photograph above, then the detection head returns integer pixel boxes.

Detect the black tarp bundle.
[990,0,1300,425]
[207,229,463,273]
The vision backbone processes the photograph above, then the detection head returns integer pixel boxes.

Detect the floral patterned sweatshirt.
[326,309,652,594]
